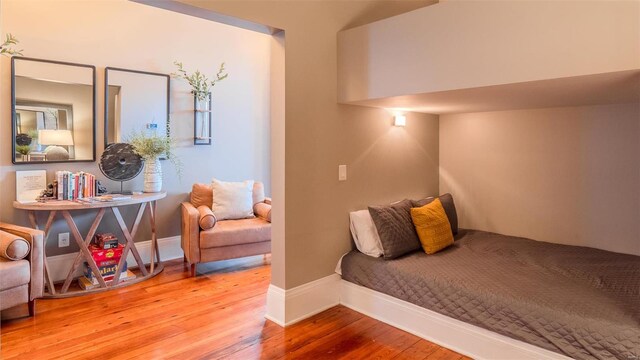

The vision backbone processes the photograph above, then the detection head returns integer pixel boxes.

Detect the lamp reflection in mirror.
[39,129,74,160]
[394,114,406,127]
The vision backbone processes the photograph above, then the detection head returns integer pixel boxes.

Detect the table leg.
[62,211,108,288]
[112,206,148,278]
[60,208,106,293]
[28,211,57,295]
[111,203,147,284]
[149,201,157,273]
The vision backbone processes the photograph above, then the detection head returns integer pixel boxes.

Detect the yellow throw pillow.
[410,198,454,254]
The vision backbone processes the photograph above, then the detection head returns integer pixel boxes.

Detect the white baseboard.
[265,273,341,327]
[340,279,571,360]
[265,284,285,326]
[47,236,183,283]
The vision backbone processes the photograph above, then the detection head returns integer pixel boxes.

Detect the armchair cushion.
[211,179,255,220]
[197,205,217,230]
[0,230,30,261]
[0,258,30,291]
[254,203,271,223]
[200,218,271,248]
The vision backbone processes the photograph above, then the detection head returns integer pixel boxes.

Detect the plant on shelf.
[126,130,182,193]
[172,61,228,100]
[1,33,23,57]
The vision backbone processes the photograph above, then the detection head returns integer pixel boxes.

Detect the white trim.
[265,273,341,327]
[47,236,183,283]
[339,279,571,360]
[265,284,285,326]
[284,273,341,326]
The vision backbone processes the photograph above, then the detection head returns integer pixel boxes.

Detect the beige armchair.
[181,182,271,277]
[0,222,44,317]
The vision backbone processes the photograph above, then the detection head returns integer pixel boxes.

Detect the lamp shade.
[39,130,74,146]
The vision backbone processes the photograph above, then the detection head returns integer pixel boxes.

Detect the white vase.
[144,157,162,193]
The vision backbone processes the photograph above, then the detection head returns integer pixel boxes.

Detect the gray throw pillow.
[368,199,421,259]
[412,193,458,235]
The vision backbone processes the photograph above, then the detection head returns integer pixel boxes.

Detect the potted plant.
[16,145,31,161]
[127,130,181,193]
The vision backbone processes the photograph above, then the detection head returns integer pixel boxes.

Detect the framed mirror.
[12,57,96,164]
[104,67,170,147]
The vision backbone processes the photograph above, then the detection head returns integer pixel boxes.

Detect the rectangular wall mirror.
[105,67,170,147]
[12,57,96,164]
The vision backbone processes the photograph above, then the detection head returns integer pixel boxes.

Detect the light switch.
[338,165,347,181]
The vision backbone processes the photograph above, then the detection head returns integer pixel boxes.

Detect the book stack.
[55,171,98,200]
[78,234,136,290]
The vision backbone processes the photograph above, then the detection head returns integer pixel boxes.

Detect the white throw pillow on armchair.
[211,179,255,220]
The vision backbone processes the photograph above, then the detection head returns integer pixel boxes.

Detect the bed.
[341,229,640,360]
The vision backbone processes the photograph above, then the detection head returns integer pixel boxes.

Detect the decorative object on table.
[15,170,47,204]
[55,171,98,200]
[39,181,58,200]
[0,33,22,57]
[99,143,143,194]
[96,180,108,195]
[127,130,181,193]
[172,61,228,145]
[38,129,74,161]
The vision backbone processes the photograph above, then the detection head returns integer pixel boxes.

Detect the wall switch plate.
[58,232,70,247]
[338,165,347,181]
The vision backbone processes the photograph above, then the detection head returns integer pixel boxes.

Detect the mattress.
[341,229,640,360]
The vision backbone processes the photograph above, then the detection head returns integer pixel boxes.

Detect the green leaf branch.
[172,61,228,101]
[1,34,23,57]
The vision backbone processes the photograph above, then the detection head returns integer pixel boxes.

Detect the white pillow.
[349,210,383,257]
[211,179,255,220]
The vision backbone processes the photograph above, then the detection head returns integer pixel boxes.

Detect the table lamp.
[39,129,74,160]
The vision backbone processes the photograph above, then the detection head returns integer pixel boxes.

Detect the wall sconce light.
[394,115,406,127]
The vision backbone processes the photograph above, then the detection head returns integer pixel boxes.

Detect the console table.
[13,192,166,298]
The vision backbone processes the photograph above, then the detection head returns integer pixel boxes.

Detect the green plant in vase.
[16,144,31,161]
[173,61,228,144]
[126,130,182,193]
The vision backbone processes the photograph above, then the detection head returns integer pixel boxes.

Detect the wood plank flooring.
[1,257,469,359]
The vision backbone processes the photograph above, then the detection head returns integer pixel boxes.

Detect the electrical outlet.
[58,232,70,247]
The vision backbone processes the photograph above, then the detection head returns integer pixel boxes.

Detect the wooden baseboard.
[47,236,183,282]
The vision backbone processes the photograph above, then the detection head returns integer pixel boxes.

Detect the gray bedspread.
[341,229,640,360]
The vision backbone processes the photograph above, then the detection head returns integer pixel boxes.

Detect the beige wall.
[440,103,640,256]
[338,0,640,103]
[181,0,439,288]
[0,0,272,256]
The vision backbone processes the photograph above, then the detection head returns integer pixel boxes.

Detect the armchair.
[0,222,44,317]
[181,181,271,277]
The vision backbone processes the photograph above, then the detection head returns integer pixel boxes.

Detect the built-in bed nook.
[341,196,640,359]
[337,1,640,359]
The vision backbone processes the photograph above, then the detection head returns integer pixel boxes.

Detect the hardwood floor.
[1,257,469,359]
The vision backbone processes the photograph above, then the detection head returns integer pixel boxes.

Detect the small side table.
[13,192,166,298]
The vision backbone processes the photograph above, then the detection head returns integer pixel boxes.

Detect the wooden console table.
[13,192,166,298]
